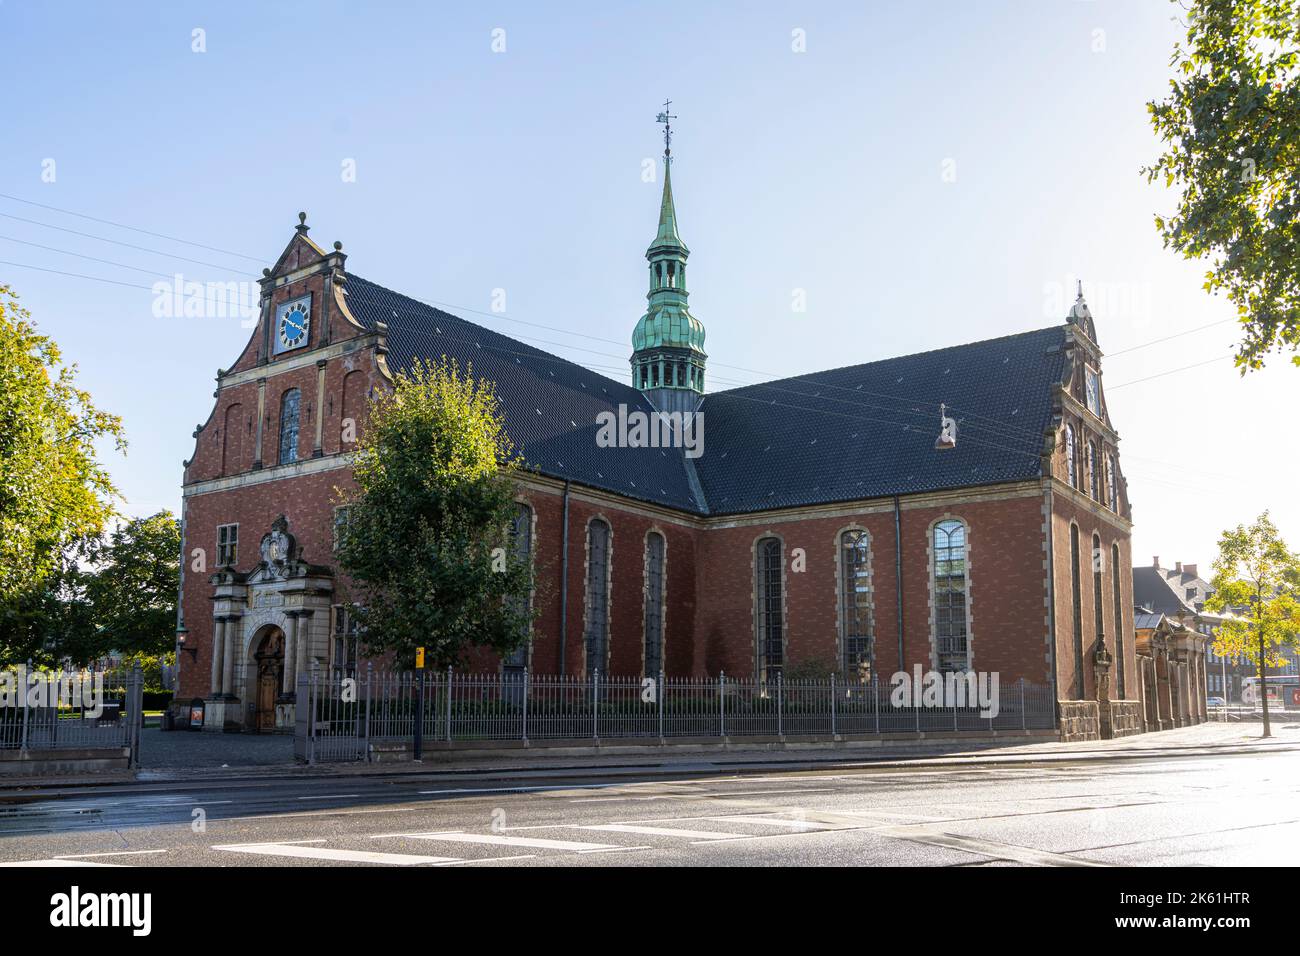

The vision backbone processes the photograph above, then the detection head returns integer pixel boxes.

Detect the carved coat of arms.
[259,515,298,576]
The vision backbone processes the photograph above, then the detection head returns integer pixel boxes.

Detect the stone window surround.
[640,527,668,678]
[926,514,973,673]
[833,523,875,676]
[581,514,614,677]
[751,531,789,682]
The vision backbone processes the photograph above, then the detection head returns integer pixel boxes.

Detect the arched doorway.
[253,628,285,732]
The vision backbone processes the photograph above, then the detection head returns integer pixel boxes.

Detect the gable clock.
[273,294,311,355]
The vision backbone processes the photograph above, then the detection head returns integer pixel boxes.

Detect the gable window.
[216,523,238,567]
[584,519,611,674]
[332,605,360,679]
[839,530,874,678]
[643,532,665,677]
[1111,543,1126,700]
[1106,454,1119,511]
[1070,525,1084,698]
[932,519,969,672]
[1087,441,1099,500]
[1064,425,1077,488]
[504,503,533,672]
[756,537,784,680]
[278,388,301,464]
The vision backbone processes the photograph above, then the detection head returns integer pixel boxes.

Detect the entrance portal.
[253,629,285,732]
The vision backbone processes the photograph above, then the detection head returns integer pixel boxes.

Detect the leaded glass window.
[1064,425,1077,487]
[505,503,532,671]
[932,520,969,672]
[584,519,611,674]
[756,537,784,680]
[643,532,665,677]
[840,530,874,678]
[278,388,300,465]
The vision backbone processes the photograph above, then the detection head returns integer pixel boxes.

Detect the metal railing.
[0,665,144,767]
[296,666,1056,764]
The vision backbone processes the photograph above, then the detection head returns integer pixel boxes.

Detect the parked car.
[1207,696,1227,708]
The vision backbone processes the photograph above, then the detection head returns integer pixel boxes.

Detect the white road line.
[374,831,626,852]
[213,842,461,865]
[296,794,361,801]
[704,814,842,831]
[0,858,122,867]
[576,823,749,841]
[54,850,169,859]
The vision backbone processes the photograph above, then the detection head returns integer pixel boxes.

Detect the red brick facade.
[177,228,1135,733]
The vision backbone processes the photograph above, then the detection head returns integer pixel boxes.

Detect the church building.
[176,126,1141,740]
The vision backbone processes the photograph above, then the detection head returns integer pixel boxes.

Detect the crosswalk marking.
[704,814,842,831]
[0,858,123,867]
[214,841,461,865]
[374,831,626,852]
[574,824,749,841]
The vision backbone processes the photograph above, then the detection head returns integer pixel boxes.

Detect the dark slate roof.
[1132,565,1215,617]
[343,274,1068,516]
[343,275,703,512]
[694,327,1068,514]
[1134,608,1164,631]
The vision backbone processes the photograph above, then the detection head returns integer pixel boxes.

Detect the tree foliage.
[1145,0,1300,369]
[85,511,181,657]
[1205,511,1300,735]
[0,285,124,605]
[335,358,533,669]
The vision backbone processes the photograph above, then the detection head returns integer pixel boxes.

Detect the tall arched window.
[840,530,874,677]
[1064,424,1077,488]
[643,532,665,676]
[584,519,611,674]
[1092,533,1106,663]
[504,503,532,673]
[1070,525,1084,698]
[1111,542,1125,699]
[932,520,969,672]
[1087,441,1099,500]
[278,388,300,465]
[755,537,784,680]
[1107,454,1119,511]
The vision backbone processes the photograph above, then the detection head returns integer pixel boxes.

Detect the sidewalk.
[3,719,1295,792]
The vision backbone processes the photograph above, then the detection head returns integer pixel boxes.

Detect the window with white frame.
[932,520,969,672]
[332,506,352,552]
[217,523,238,567]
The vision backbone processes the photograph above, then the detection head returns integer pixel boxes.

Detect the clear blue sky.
[2,0,1292,569]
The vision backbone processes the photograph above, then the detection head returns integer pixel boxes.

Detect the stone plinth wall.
[1107,700,1145,738]
[1057,700,1100,742]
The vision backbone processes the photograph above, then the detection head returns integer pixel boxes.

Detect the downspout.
[558,480,571,675]
[893,494,904,671]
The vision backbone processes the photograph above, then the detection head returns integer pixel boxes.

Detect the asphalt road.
[0,749,1296,866]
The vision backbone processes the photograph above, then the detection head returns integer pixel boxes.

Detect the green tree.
[335,358,533,669]
[1205,512,1300,737]
[0,544,97,666]
[0,285,124,606]
[86,511,181,657]
[1145,0,1300,370]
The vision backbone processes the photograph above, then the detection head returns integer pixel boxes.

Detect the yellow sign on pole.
[415,647,425,670]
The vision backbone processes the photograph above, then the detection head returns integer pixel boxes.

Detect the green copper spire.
[631,102,706,414]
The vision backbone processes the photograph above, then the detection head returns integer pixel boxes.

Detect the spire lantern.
[631,102,707,415]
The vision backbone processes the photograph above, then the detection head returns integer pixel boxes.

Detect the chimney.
[1185,563,1198,579]
[1175,561,1183,574]
[1153,555,1160,568]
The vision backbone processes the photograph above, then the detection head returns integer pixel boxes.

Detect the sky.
[1,0,1294,572]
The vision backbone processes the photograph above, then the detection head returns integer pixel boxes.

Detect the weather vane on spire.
[656,99,677,162]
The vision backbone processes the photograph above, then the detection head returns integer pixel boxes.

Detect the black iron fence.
[0,666,144,767]
[295,666,1056,763]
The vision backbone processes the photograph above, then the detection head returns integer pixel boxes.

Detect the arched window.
[1087,441,1099,500]
[1064,425,1077,488]
[1111,542,1126,700]
[1069,525,1084,698]
[1107,455,1119,511]
[504,503,532,673]
[584,519,611,674]
[839,530,874,677]
[643,532,665,676]
[278,388,300,465]
[755,537,784,680]
[932,520,969,672]
[1092,532,1106,663]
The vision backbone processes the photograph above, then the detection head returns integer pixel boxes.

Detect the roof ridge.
[707,324,1067,396]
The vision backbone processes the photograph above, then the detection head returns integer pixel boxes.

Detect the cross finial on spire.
[655,99,677,163]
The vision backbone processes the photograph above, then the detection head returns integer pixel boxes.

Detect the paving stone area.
[138,729,294,769]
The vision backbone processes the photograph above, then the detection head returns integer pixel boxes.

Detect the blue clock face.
[275,297,311,353]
